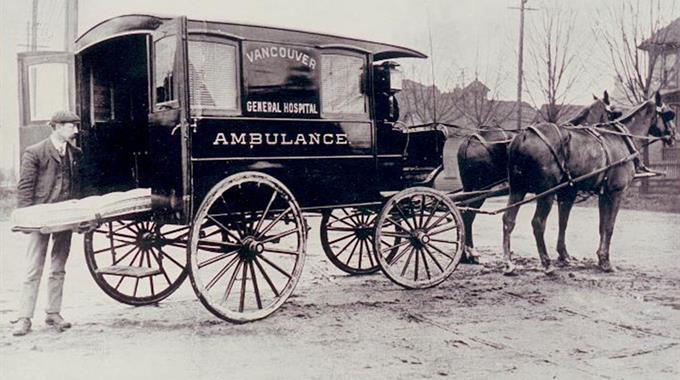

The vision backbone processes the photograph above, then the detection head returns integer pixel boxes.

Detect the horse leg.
[461,199,485,264]
[502,191,526,275]
[556,191,576,266]
[532,195,556,275]
[596,191,624,272]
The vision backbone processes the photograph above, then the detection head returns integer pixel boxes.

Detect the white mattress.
[11,188,152,233]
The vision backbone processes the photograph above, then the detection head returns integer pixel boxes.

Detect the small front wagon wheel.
[320,208,381,275]
[84,219,189,305]
[373,187,464,289]
[188,172,306,323]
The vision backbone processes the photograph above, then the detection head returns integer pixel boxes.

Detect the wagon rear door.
[148,16,193,221]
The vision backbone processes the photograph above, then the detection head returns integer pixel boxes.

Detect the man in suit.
[12,110,82,336]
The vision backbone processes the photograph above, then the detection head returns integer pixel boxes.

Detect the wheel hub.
[410,230,430,248]
[241,237,264,260]
[137,229,157,250]
[355,224,373,240]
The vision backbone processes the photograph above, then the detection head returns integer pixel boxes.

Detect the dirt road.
[1,198,679,379]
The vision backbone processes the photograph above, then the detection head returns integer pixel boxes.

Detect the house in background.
[639,17,680,194]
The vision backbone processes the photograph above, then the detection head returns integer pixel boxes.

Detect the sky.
[0,0,678,174]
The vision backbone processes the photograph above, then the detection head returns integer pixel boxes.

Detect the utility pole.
[509,0,537,129]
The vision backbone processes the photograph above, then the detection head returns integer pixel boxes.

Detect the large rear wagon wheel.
[188,172,306,323]
[84,219,189,305]
[373,187,464,289]
[320,208,381,275]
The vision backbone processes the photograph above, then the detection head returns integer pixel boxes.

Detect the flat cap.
[50,110,81,124]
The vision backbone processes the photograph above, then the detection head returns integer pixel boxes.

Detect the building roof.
[75,14,427,60]
[639,17,680,50]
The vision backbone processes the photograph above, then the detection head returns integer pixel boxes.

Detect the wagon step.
[95,265,162,278]
[633,170,665,179]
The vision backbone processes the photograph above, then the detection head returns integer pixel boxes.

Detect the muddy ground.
[1,198,678,379]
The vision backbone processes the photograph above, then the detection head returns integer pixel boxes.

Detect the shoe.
[45,313,72,331]
[11,318,31,336]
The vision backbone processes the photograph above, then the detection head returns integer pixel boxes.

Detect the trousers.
[18,231,72,319]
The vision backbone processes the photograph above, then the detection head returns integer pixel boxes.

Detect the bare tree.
[594,0,678,106]
[526,3,580,123]
[397,65,457,126]
[451,69,516,128]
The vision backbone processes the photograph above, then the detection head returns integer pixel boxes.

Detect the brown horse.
[502,91,677,274]
[456,92,621,263]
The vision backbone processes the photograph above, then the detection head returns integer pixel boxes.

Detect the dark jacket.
[17,138,82,208]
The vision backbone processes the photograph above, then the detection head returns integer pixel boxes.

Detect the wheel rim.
[320,208,381,275]
[374,188,464,289]
[84,219,189,305]
[189,172,306,323]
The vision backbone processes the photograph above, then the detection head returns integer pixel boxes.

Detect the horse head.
[649,91,677,147]
[599,90,623,120]
[571,90,621,125]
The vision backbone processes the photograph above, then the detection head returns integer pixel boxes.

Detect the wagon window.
[154,36,176,105]
[321,54,367,115]
[188,40,238,112]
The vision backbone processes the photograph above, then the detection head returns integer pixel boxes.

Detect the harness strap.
[469,133,491,149]
[527,124,574,184]
[610,122,641,158]
[582,127,611,193]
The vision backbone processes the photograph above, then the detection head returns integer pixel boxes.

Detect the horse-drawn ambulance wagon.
[23,14,465,323]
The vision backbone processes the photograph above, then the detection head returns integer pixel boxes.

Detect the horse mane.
[568,102,597,125]
[610,99,654,125]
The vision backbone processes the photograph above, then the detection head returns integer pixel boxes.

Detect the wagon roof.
[75,14,427,60]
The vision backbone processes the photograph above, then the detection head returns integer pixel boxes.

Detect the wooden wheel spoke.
[328,232,355,245]
[422,197,442,228]
[249,262,263,310]
[419,248,431,280]
[198,250,240,268]
[112,245,139,265]
[380,239,411,254]
[92,242,131,255]
[394,203,416,231]
[255,191,278,234]
[206,256,239,291]
[430,238,458,244]
[220,259,243,304]
[380,231,410,238]
[413,246,420,280]
[256,207,293,239]
[254,257,280,297]
[326,227,359,232]
[387,243,412,265]
[157,247,186,269]
[334,236,358,258]
[422,245,444,273]
[149,248,173,285]
[260,228,298,244]
[428,223,459,237]
[400,247,416,276]
[263,247,299,256]
[258,255,292,279]
[427,243,455,261]
[206,215,242,243]
[239,262,248,312]
[383,216,409,232]
[328,212,359,229]
[344,238,361,266]
[424,211,451,232]
[409,196,421,229]
[418,195,427,229]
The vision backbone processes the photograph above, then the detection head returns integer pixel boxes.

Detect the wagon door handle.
[171,123,182,136]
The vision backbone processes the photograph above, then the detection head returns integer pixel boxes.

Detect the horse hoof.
[556,258,571,267]
[460,254,482,265]
[544,265,556,275]
[600,263,616,273]
[503,264,517,276]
